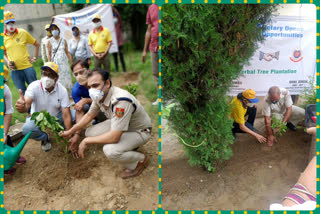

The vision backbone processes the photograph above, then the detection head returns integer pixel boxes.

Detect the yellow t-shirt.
[4,28,36,70]
[4,65,9,80]
[230,97,247,125]
[88,26,112,53]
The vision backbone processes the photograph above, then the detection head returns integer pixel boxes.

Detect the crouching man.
[61,68,152,179]
[16,62,76,152]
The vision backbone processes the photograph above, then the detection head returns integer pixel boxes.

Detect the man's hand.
[273,127,280,134]
[60,129,74,138]
[68,134,80,159]
[74,99,86,111]
[78,138,88,158]
[267,135,274,146]
[96,53,104,60]
[15,89,26,113]
[29,57,37,64]
[3,135,7,145]
[8,62,16,70]
[255,134,267,144]
[142,50,147,63]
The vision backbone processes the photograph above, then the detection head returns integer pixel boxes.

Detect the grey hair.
[268,86,280,96]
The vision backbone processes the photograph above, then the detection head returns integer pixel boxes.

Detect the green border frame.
[0,0,319,213]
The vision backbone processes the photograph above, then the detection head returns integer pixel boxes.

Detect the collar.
[101,86,113,107]
[93,26,104,33]
[4,28,19,35]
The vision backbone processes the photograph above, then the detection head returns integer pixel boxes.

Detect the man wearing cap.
[88,14,112,73]
[61,68,152,179]
[3,11,39,95]
[41,24,52,63]
[230,89,267,144]
[142,4,159,106]
[69,26,91,64]
[262,86,305,146]
[15,62,76,152]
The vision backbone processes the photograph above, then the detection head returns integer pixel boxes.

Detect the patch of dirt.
[4,72,158,210]
[162,118,312,210]
[112,72,140,88]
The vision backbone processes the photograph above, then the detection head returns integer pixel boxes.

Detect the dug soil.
[4,72,159,210]
[162,118,312,210]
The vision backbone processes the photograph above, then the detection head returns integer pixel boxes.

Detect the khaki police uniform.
[256,88,305,134]
[86,86,152,170]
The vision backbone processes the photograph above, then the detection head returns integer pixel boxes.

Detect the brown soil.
[161,118,312,210]
[4,73,158,210]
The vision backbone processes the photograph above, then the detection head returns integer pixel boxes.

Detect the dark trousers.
[232,106,256,135]
[112,46,126,72]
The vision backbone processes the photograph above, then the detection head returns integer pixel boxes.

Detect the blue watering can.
[4,132,32,171]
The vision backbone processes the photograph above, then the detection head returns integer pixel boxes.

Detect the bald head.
[268,86,280,104]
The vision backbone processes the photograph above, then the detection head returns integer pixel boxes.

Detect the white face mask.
[7,24,16,32]
[94,22,101,28]
[52,30,59,37]
[41,76,55,89]
[246,102,255,107]
[113,18,118,24]
[89,88,104,102]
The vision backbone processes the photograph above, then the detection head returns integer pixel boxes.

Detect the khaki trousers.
[151,52,159,88]
[85,120,151,170]
[93,54,111,73]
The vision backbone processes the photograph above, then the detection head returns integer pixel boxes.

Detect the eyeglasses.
[42,70,57,79]
[73,68,87,77]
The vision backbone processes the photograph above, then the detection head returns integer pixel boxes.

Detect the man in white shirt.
[15,62,76,152]
[262,86,305,146]
[40,24,52,63]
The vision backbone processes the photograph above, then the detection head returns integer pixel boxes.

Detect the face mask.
[52,30,59,37]
[76,74,88,86]
[94,22,101,28]
[47,31,52,37]
[7,24,16,33]
[113,18,118,24]
[41,76,55,89]
[246,103,255,107]
[89,82,106,102]
[73,31,79,37]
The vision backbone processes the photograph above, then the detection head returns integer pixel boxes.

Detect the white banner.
[53,4,118,54]
[229,6,316,96]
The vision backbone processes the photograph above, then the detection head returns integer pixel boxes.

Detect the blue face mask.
[52,30,59,37]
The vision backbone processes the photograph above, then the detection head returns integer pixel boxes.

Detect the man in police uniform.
[61,68,152,179]
[262,86,305,146]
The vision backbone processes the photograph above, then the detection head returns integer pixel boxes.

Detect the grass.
[7,50,158,127]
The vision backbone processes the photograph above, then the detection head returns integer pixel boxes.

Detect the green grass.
[7,51,158,127]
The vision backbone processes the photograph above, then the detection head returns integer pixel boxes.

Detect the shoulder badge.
[115,107,125,118]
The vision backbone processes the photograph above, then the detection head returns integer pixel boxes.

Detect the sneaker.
[41,139,52,152]
[16,156,26,165]
[152,98,159,106]
[4,167,16,175]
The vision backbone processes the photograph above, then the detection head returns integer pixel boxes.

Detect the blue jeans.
[22,110,76,141]
[11,66,37,95]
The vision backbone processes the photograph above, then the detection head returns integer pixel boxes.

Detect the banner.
[53,4,118,54]
[229,6,316,96]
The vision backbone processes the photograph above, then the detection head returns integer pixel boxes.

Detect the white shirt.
[262,88,293,117]
[4,84,14,115]
[25,80,70,116]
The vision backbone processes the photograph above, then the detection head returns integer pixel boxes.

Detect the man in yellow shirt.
[230,89,266,143]
[88,14,112,73]
[3,11,39,95]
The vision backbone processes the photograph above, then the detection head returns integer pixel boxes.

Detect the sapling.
[125,84,139,97]
[271,115,287,142]
[31,110,69,153]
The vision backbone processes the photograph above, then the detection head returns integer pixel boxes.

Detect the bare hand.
[78,139,88,158]
[3,135,7,145]
[8,62,15,70]
[29,57,36,64]
[74,99,85,111]
[255,134,267,144]
[60,130,73,138]
[15,89,26,113]
[267,135,274,146]
[88,59,91,66]
[142,51,147,63]
[68,135,80,159]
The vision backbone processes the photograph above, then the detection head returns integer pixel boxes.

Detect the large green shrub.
[162,5,278,171]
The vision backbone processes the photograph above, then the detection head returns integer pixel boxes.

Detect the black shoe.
[286,121,297,131]
[41,138,51,152]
